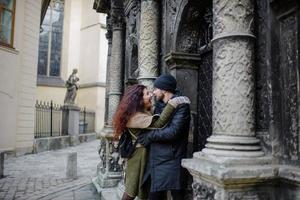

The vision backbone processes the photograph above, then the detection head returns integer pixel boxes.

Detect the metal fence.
[79,107,95,133]
[35,101,96,138]
[35,101,63,138]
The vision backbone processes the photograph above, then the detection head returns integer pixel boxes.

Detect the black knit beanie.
[154,74,177,93]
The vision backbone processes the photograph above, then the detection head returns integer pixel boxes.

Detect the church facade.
[93,0,300,199]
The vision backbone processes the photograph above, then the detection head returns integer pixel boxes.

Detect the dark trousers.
[149,190,184,200]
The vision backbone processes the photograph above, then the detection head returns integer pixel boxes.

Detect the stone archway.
[165,0,213,153]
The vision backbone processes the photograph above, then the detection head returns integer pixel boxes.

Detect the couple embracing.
[113,74,191,200]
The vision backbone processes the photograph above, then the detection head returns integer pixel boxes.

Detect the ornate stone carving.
[98,139,107,174]
[202,0,264,157]
[213,0,254,37]
[138,0,159,87]
[108,140,123,172]
[98,138,123,174]
[176,5,212,54]
[105,14,112,41]
[125,0,140,80]
[96,136,123,187]
[176,6,201,53]
[111,8,125,29]
[107,27,124,124]
[192,182,216,200]
[212,39,255,136]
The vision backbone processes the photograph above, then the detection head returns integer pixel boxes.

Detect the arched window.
[38,0,64,77]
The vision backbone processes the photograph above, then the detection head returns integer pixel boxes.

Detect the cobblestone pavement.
[0,140,101,200]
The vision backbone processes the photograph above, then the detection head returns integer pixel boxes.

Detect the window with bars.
[0,0,15,47]
[38,0,64,77]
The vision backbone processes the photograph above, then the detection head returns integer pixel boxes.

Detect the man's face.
[153,87,165,101]
[143,88,153,111]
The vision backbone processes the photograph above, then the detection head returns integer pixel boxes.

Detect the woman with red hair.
[113,84,190,200]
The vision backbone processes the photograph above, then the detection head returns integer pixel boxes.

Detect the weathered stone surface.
[34,134,96,153]
[0,152,4,178]
[62,105,80,136]
[66,152,77,179]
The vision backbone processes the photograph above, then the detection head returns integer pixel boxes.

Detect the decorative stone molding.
[164,52,201,70]
[227,190,270,200]
[212,0,255,42]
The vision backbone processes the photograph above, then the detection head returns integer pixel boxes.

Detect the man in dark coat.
[138,74,191,200]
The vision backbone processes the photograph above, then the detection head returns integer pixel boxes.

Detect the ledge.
[33,133,96,153]
[0,45,19,54]
[182,152,300,187]
[37,76,65,87]
[79,82,106,89]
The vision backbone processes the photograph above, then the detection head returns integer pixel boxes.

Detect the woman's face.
[143,88,152,111]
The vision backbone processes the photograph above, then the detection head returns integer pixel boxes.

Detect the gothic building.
[93,0,300,199]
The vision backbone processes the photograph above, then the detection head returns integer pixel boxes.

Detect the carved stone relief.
[213,39,255,136]
[125,0,140,81]
[97,139,106,174]
[138,0,159,83]
[192,181,216,200]
[176,3,212,54]
[213,0,254,36]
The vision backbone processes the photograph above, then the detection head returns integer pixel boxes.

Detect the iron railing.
[35,101,96,138]
[79,107,95,133]
[35,101,62,138]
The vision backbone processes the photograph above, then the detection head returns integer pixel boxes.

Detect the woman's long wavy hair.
[113,84,146,138]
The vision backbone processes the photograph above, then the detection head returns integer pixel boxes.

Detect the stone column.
[94,1,124,189]
[202,0,263,157]
[138,0,159,88]
[107,17,124,126]
[104,15,112,127]
[182,0,274,199]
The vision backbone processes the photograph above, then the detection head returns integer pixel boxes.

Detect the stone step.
[101,187,120,200]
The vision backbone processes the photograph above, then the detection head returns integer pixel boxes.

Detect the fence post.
[50,101,53,137]
[83,107,86,133]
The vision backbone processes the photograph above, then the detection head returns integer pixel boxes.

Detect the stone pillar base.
[203,135,265,157]
[62,104,80,136]
[182,152,275,199]
[97,172,123,188]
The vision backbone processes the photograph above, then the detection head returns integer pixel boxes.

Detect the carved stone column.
[138,0,159,88]
[202,0,263,157]
[93,0,125,189]
[104,15,112,127]
[182,0,274,199]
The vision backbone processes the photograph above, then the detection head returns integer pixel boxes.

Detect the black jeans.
[149,190,184,200]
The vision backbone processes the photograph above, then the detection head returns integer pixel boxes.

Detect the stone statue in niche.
[64,68,79,105]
